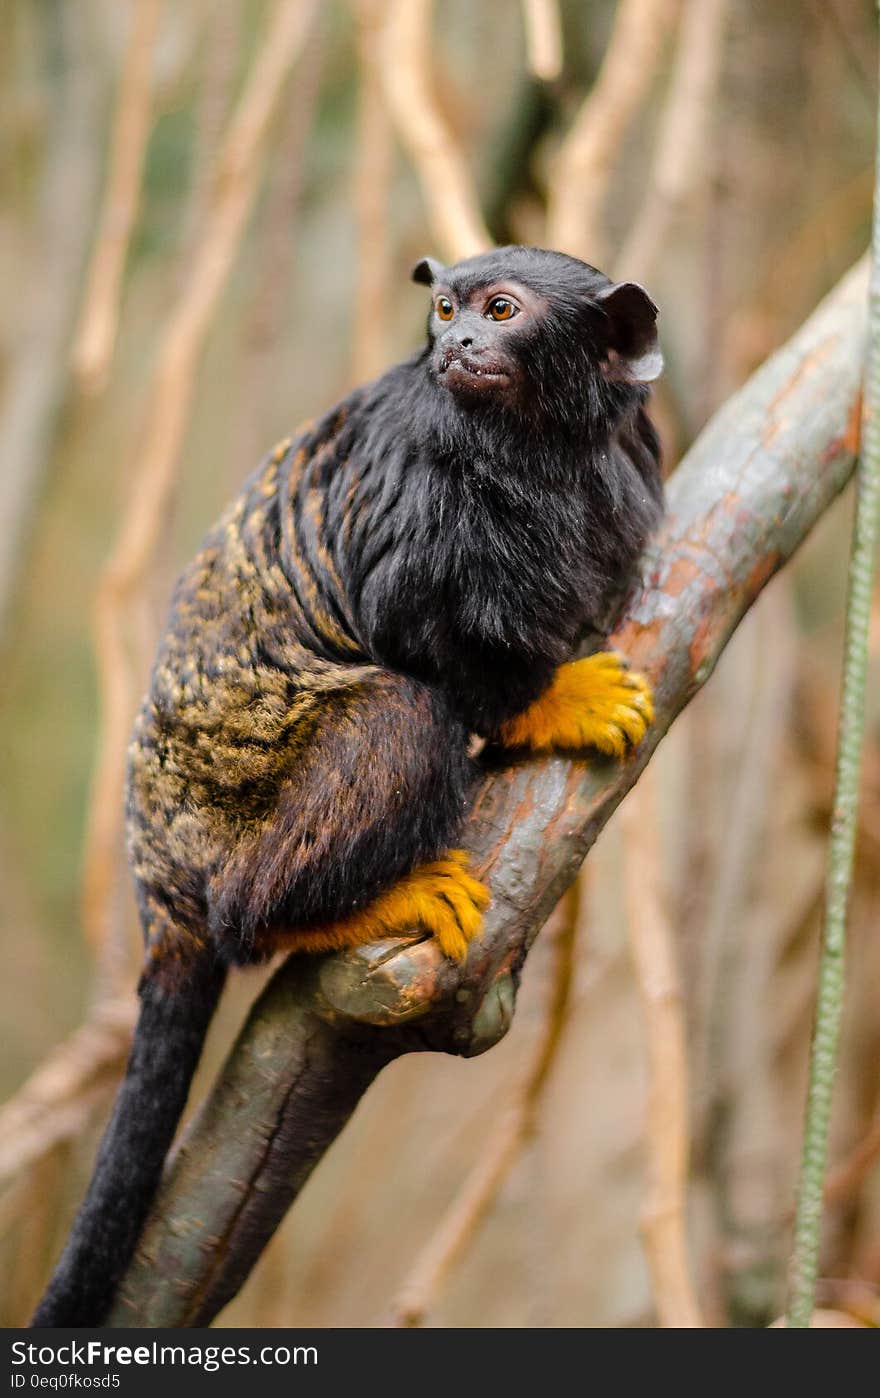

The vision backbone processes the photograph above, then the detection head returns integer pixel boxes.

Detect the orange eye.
[487,297,516,321]
[436,297,454,321]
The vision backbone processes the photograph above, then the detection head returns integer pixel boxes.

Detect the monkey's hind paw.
[499,652,653,758]
[285,850,490,962]
[402,850,491,961]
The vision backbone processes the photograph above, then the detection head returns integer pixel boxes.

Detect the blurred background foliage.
[0,0,878,1327]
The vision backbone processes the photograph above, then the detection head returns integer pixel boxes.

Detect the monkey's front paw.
[499,652,653,758]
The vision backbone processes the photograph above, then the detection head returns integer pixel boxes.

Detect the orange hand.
[499,652,653,757]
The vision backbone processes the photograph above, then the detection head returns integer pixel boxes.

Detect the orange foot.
[280,851,490,962]
[499,652,653,758]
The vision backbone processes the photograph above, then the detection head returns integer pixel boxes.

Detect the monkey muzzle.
[436,344,511,401]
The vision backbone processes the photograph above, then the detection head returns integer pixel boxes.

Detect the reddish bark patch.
[661,555,704,598]
[845,390,862,456]
[688,616,715,675]
[612,614,668,675]
[820,392,862,467]
[745,551,781,597]
[764,336,836,445]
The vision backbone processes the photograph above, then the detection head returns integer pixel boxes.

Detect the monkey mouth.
[437,349,510,396]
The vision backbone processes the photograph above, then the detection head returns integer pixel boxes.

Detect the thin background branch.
[234,9,326,471]
[70,0,163,396]
[701,585,797,1324]
[380,0,492,261]
[619,768,703,1327]
[351,0,395,383]
[389,881,582,1327]
[0,6,103,639]
[547,0,680,263]
[0,999,135,1192]
[520,0,562,83]
[599,0,730,1309]
[179,0,245,263]
[617,0,730,284]
[825,1112,880,1206]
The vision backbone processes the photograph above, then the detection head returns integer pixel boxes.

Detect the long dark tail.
[32,953,226,1327]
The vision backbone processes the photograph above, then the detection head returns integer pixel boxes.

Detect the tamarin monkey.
[33,246,663,1327]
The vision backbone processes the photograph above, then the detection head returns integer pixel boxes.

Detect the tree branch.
[107,259,867,1327]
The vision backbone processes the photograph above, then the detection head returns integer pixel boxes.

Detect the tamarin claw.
[498,652,654,757]
[278,849,490,962]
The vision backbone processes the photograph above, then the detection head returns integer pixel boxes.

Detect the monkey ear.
[596,281,663,383]
[411,256,445,287]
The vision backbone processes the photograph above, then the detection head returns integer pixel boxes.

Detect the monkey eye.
[486,297,517,322]
[436,296,454,321]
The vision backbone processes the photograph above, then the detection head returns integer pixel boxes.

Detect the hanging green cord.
[785,52,880,1330]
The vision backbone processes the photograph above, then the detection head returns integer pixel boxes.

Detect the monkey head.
[412,246,662,426]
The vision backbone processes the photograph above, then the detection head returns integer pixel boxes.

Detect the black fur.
[34,246,663,1327]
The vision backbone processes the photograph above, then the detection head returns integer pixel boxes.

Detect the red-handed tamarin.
[33,246,663,1326]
